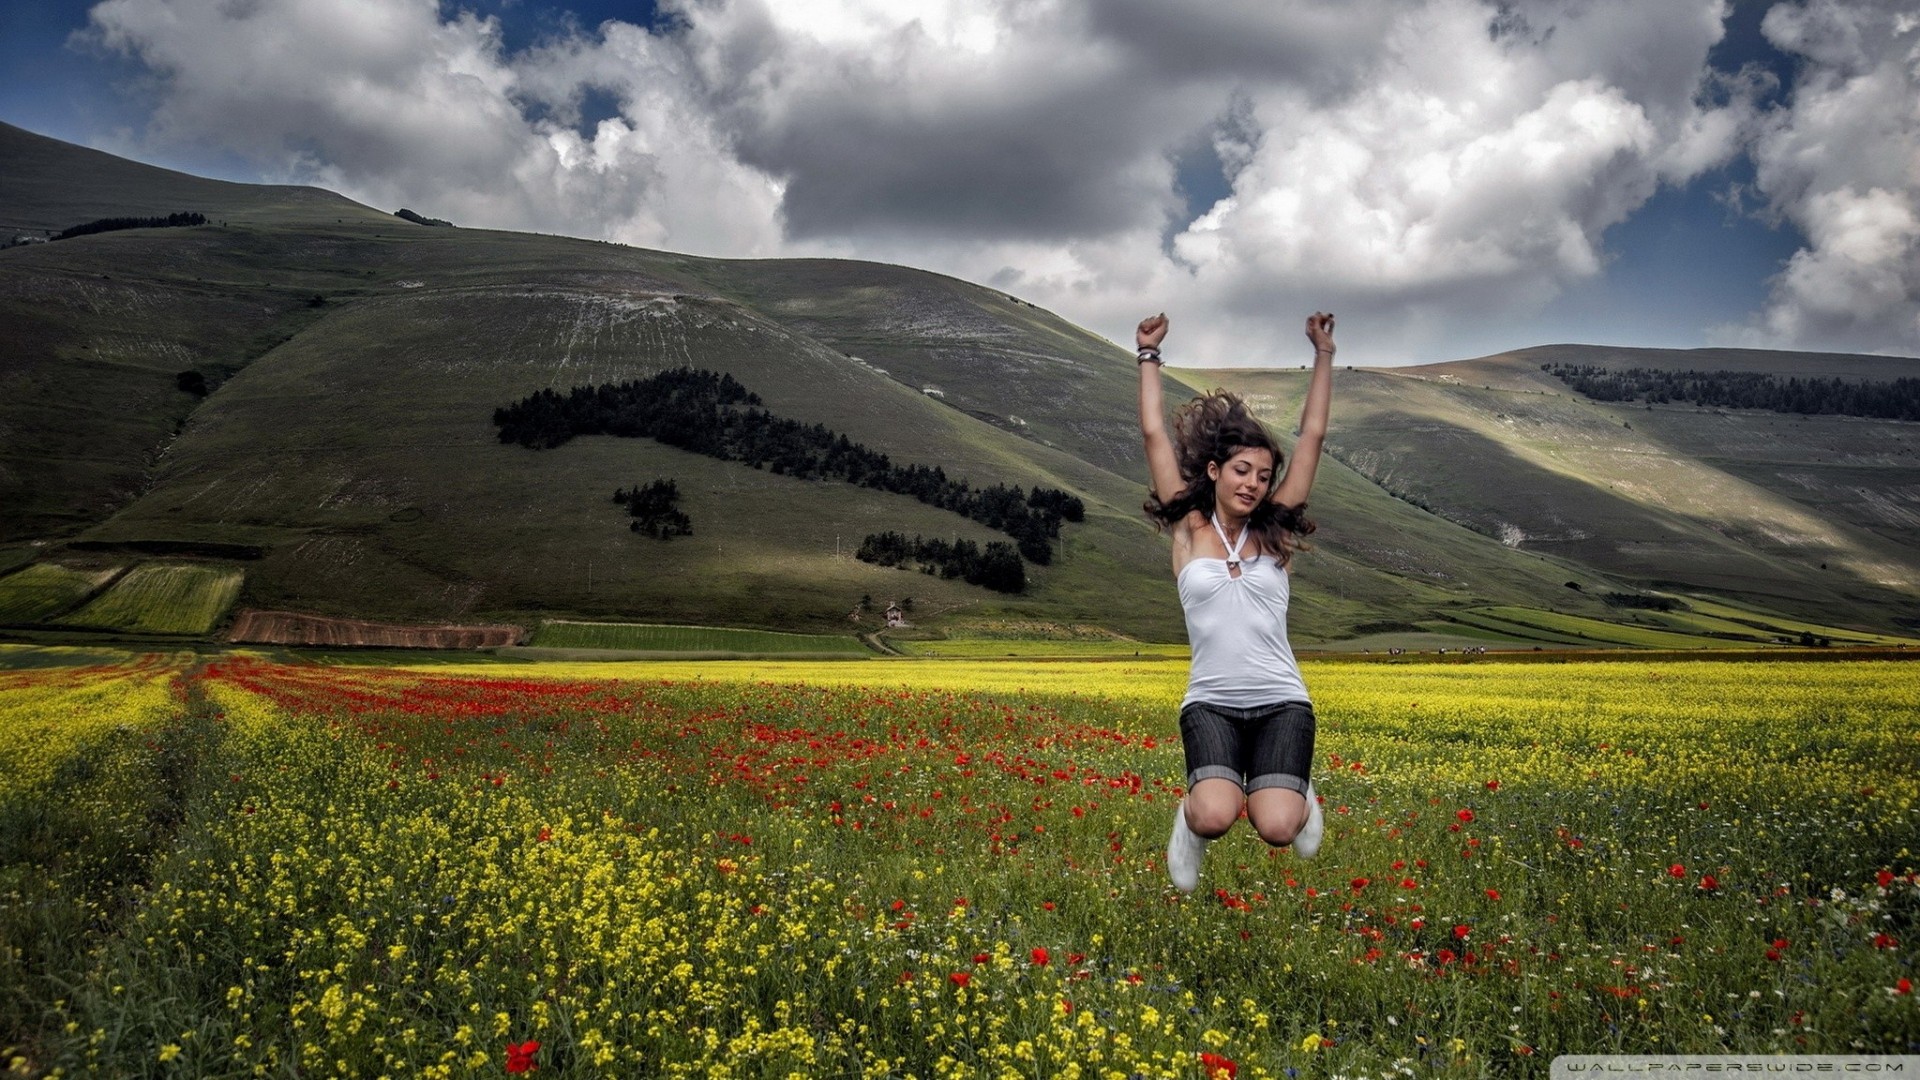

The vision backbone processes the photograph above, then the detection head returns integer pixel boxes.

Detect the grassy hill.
[2,120,1915,644]
[1198,346,1920,633]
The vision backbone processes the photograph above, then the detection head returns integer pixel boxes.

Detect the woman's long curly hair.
[1145,390,1315,565]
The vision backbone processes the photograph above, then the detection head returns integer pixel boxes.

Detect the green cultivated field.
[528,620,870,655]
[1472,606,1737,649]
[55,564,243,634]
[893,638,1190,658]
[1671,595,1920,647]
[1434,602,1920,651]
[0,564,118,624]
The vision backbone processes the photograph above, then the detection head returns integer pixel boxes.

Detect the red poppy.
[1031,947,1050,966]
[1698,874,1719,891]
[505,1040,540,1074]
[1485,779,1500,791]
[949,972,971,987]
[1668,863,1687,879]
[1873,933,1899,949]
[1198,1051,1238,1078]
[1456,808,1475,823]
[1485,888,1502,901]
[972,952,991,965]
[1896,978,1912,995]
[1765,948,1781,962]
[1877,870,1896,888]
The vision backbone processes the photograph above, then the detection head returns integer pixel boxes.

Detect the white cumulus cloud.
[83,0,786,255]
[79,0,1775,363]
[1729,0,1920,354]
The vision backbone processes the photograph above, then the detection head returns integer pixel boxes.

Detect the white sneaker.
[1292,783,1324,860]
[1167,799,1209,892]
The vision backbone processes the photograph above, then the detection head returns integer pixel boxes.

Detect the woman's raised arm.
[1136,314,1185,504]
[1271,312,1335,508]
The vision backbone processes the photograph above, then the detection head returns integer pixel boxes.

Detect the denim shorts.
[1179,699,1315,794]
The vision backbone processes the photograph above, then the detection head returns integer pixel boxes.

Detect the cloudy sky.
[4,0,1917,365]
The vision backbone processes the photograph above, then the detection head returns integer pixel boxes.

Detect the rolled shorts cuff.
[1187,764,1244,789]
[1247,772,1309,795]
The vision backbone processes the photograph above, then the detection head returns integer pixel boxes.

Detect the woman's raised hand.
[1306,312,1336,356]
[1137,313,1169,351]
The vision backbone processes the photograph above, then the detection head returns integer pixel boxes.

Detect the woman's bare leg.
[1247,787,1309,846]
[1186,777,1248,838]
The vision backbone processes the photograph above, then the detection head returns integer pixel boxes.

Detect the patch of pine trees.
[495,368,1084,566]
[1543,363,1920,421]
[55,212,207,240]
[854,532,1026,594]
[613,479,691,539]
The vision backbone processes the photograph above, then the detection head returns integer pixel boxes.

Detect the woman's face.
[1208,447,1275,518]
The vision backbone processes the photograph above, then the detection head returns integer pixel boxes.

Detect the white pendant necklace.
[1211,515,1249,574]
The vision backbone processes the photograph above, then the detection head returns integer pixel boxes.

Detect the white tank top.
[1178,518,1310,708]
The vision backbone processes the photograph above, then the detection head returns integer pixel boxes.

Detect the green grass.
[1441,610,1606,647]
[1473,606,1743,649]
[1620,606,1784,643]
[1201,363,1920,637]
[528,620,871,655]
[0,564,119,624]
[0,643,145,670]
[892,638,1189,658]
[1671,595,1920,647]
[56,564,243,634]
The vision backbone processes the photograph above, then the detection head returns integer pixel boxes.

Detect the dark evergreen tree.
[615,478,691,539]
[854,533,1026,593]
[498,368,1081,558]
[54,212,206,240]
[1542,363,1920,421]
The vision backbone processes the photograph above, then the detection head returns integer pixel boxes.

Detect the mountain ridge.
[3,120,1915,642]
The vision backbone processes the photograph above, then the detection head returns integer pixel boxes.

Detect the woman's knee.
[1253,817,1299,848]
[1186,793,1242,838]
[1248,788,1306,847]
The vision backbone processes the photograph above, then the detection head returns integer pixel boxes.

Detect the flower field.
[2,653,1916,1078]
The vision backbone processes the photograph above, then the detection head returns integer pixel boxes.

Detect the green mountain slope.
[3,121,1915,642]
[0,120,382,237]
[1202,347,1920,632]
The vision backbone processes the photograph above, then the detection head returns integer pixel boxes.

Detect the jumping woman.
[1135,311,1336,892]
